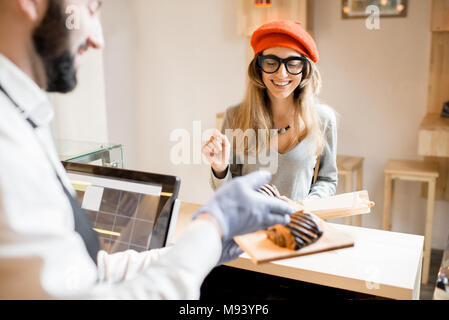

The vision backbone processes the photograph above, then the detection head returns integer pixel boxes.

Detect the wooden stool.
[337,155,364,226]
[383,159,439,284]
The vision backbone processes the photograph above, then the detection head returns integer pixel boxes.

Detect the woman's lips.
[271,80,292,89]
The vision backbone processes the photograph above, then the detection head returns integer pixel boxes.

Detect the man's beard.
[32,0,77,93]
[41,52,77,93]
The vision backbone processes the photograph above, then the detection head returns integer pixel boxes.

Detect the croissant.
[258,184,323,250]
[267,212,323,250]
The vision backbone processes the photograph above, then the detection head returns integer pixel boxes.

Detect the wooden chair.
[337,155,365,226]
[383,159,439,284]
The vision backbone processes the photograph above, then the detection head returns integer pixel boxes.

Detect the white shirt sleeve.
[209,165,232,190]
[85,220,222,300]
[96,248,171,284]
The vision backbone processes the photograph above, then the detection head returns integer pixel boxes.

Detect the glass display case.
[56,139,124,168]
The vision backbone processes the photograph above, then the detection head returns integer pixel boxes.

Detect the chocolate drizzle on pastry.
[258,184,281,198]
[288,212,323,248]
[258,183,323,250]
[267,213,323,250]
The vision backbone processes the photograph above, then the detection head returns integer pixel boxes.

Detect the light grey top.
[210,104,338,201]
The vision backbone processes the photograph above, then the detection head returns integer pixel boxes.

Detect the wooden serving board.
[303,190,374,220]
[234,219,354,264]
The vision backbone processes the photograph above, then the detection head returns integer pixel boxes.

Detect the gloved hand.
[193,170,293,241]
[217,239,244,265]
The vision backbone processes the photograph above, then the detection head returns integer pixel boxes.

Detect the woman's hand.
[202,129,231,177]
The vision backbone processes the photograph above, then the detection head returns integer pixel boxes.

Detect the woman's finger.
[202,140,213,153]
[202,144,216,160]
[206,138,219,152]
[221,134,230,153]
[202,137,214,151]
[210,137,222,153]
[212,129,224,139]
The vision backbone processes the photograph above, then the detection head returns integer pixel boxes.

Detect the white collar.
[0,54,53,127]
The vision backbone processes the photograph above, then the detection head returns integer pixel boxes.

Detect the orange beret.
[251,20,319,63]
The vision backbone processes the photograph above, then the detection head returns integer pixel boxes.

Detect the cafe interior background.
[50,0,449,256]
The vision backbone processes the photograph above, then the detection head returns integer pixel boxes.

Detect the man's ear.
[16,0,48,23]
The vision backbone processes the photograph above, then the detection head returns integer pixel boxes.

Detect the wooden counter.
[175,202,424,300]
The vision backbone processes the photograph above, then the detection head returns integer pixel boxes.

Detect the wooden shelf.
[418,1,449,201]
[427,33,449,114]
[419,114,449,157]
[418,115,449,200]
[420,113,449,130]
[431,0,449,32]
[418,114,449,200]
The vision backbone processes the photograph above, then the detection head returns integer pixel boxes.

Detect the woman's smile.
[271,79,292,88]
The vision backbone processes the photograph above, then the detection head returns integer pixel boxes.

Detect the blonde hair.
[231,56,325,156]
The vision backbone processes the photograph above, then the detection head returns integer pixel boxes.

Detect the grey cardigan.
[210,104,338,201]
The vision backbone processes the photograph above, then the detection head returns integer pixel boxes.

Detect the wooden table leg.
[383,173,393,231]
[422,178,436,284]
[355,165,363,227]
[344,172,353,225]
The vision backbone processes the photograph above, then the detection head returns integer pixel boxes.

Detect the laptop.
[62,161,181,254]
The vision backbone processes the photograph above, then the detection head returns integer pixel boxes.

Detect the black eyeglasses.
[257,55,308,75]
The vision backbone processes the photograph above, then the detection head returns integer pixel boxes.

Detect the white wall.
[101,0,137,165]
[103,0,248,204]
[314,0,449,249]
[102,0,449,249]
[51,49,108,143]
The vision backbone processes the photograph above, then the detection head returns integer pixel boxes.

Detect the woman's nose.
[276,63,289,78]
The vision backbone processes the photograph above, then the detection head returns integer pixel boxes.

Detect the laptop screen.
[62,162,181,254]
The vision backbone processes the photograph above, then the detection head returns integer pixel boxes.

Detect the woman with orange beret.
[202,20,338,203]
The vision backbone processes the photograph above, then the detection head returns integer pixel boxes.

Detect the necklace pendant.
[277,125,291,135]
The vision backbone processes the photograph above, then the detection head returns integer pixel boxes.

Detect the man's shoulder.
[0,95,24,134]
[0,95,43,169]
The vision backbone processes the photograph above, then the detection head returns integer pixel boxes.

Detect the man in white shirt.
[0,0,293,299]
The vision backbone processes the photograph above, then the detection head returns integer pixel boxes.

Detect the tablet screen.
[63,162,180,254]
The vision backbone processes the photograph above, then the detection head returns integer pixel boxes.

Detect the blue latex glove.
[193,170,293,241]
[217,239,244,265]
